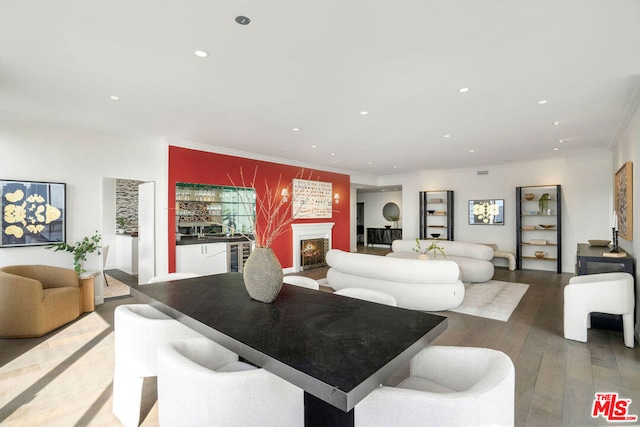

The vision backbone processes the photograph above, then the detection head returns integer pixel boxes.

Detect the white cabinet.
[176,242,227,276]
[116,234,138,275]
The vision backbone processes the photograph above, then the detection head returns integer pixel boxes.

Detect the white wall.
[390,151,613,273]
[612,96,639,338]
[0,121,168,300]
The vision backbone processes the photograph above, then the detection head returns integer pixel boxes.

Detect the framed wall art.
[292,179,333,219]
[615,162,633,240]
[0,180,66,247]
[469,199,504,225]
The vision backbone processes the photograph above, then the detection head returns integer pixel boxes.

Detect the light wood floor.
[1,249,639,426]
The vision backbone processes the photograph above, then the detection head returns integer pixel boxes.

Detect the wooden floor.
[1,248,639,426]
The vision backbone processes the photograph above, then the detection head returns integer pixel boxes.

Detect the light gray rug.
[450,280,529,322]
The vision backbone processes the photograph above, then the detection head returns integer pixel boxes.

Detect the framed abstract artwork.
[469,199,504,225]
[615,162,633,240]
[292,179,333,219]
[0,180,66,247]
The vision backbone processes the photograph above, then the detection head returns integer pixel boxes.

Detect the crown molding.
[606,76,640,150]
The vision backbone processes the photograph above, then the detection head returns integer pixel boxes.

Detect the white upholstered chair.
[157,337,304,426]
[564,272,635,348]
[355,346,515,427]
[112,304,203,427]
[283,275,320,290]
[334,287,397,306]
[147,272,199,283]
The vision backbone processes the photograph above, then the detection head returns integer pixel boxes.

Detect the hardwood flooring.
[1,250,639,426]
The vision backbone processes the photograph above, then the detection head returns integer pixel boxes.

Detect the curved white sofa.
[326,249,464,311]
[388,240,494,283]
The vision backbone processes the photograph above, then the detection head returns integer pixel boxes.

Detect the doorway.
[357,202,365,247]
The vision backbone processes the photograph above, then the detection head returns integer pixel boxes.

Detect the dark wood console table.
[367,227,402,247]
[576,243,635,276]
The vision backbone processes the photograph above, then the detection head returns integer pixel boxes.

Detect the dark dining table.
[123,272,447,427]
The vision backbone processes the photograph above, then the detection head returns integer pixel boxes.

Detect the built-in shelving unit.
[516,185,562,273]
[419,190,454,240]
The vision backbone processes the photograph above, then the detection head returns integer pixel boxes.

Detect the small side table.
[78,271,98,313]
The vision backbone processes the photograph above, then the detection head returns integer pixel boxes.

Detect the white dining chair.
[355,346,515,426]
[283,275,320,290]
[147,272,200,283]
[112,304,203,427]
[334,287,397,306]
[158,337,304,426]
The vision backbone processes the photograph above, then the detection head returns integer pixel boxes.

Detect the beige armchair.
[0,265,81,338]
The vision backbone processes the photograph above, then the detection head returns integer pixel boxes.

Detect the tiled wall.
[115,179,144,231]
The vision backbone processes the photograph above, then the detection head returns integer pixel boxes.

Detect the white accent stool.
[564,272,635,348]
[112,304,202,427]
[147,272,199,283]
[355,346,515,427]
[157,337,304,426]
[334,288,397,306]
[283,275,320,290]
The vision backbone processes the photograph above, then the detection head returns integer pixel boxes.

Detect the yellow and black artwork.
[469,199,504,225]
[1,180,65,247]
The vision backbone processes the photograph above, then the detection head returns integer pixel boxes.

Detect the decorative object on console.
[614,162,633,240]
[538,224,555,230]
[46,231,102,274]
[0,179,65,248]
[430,233,441,239]
[469,199,504,225]
[534,251,545,259]
[587,239,610,247]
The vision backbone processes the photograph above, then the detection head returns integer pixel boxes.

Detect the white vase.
[418,253,429,260]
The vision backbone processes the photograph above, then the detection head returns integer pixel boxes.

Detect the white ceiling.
[1,1,639,177]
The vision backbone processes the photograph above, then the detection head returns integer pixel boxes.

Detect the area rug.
[450,280,529,322]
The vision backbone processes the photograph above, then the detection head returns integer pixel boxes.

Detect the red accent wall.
[168,145,351,271]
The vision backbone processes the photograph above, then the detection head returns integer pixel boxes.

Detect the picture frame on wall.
[469,199,504,225]
[0,180,66,247]
[615,162,633,240]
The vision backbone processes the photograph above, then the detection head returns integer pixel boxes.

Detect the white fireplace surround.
[291,223,334,273]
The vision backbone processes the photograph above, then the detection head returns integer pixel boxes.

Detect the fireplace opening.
[300,238,329,270]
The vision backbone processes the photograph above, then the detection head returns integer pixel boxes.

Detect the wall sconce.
[334,193,340,204]
[281,188,289,202]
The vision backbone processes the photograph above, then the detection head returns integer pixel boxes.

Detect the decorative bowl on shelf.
[427,210,435,215]
[524,193,535,201]
[588,239,611,247]
[430,233,441,239]
[538,224,555,230]
[384,225,391,229]
[534,251,545,259]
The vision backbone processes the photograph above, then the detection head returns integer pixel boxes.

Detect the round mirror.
[383,202,400,221]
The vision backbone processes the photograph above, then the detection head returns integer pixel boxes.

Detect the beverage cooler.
[228,241,252,272]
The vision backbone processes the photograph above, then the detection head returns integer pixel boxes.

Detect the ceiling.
[1,1,639,178]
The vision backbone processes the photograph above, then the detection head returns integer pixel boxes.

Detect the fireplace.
[291,223,334,272]
[300,238,329,270]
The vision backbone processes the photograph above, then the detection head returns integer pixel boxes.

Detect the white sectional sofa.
[388,240,495,283]
[325,249,464,311]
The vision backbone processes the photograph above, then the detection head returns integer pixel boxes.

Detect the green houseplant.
[46,231,102,274]
[413,238,446,259]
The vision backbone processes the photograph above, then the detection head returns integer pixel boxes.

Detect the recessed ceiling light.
[368,161,373,165]
[559,139,565,143]
[458,87,470,93]
[554,147,559,151]
[393,165,397,168]
[331,153,336,156]
[538,99,548,105]
[444,134,451,138]
[469,149,475,153]
[311,145,317,148]
[235,16,250,25]
[110,95,119,101]
[553,121,561,126]
[360,111,369,115]
[292,128,300,132]
[194,50,208,58]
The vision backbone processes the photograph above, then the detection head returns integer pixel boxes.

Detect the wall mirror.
[382,202,400,221]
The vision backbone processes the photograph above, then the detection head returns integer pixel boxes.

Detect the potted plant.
[413,238,446,259]
[116,217,127,234]
[388,213,400,229]
[46,231,102,274]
